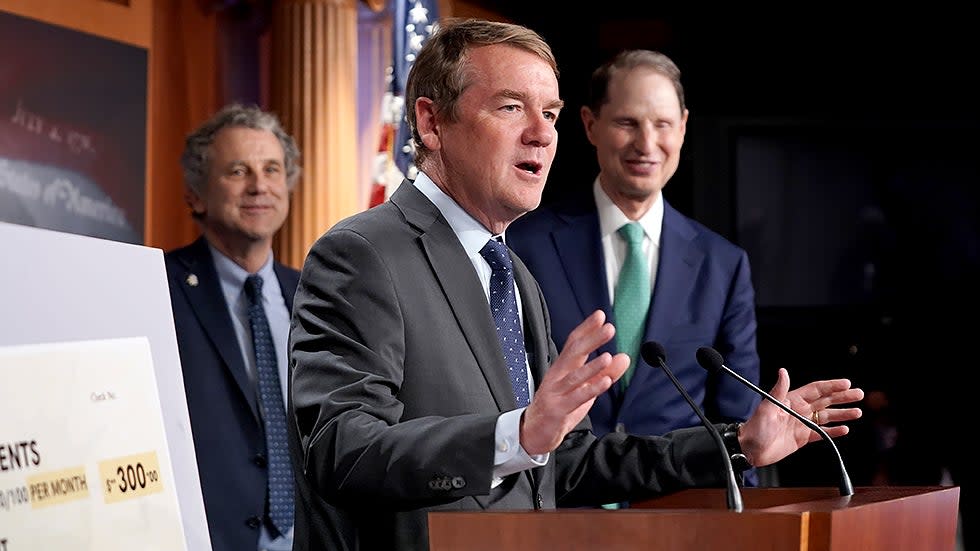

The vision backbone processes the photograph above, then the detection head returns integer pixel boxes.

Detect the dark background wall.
[472,7,980,486]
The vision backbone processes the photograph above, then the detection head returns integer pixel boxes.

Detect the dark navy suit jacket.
[165,236,300,551]
[508,191,762,441]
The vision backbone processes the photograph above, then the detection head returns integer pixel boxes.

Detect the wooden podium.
[428,486,959,551]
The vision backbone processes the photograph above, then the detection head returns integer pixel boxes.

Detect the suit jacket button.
[253,453,267,468]
[245,516,262,529]
[451,476,466,489]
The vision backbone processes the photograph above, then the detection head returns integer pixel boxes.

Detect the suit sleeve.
[713,248,762,422]
[289,228,499,510]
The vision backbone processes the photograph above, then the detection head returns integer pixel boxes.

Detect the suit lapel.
[552,208,616,356]
[392,183,517,412]
[512,249,559,496]
[274,262,300,310]
[173,238,259,420]
[623,202,704,401]
[646,202,703,339]
[511,254,550,385]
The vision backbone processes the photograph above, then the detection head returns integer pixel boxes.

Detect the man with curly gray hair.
[165,103,302,551]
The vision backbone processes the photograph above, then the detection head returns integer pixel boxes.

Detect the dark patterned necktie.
[244,275,294,536]
[479,238,531,407]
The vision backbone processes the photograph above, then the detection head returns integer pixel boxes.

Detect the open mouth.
[516,161,542,175]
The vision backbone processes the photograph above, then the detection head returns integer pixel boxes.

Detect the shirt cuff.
[490,408,548,488]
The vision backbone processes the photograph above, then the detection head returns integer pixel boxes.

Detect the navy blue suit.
[508,193,762,441]
[165,237,299,551]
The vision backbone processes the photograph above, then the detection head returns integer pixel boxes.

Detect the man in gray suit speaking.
[287,18,864,551]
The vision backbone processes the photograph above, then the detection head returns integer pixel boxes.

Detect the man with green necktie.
[509,49,764,491]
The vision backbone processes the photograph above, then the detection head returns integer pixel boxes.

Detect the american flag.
[370,0,439,208]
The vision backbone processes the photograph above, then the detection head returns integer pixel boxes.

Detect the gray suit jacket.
[289,181,728,551]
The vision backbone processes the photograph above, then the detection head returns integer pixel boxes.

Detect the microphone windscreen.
[696,347,725,374]
[640,341,667,366]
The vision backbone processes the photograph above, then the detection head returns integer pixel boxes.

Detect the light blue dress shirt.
[209,245,293,551]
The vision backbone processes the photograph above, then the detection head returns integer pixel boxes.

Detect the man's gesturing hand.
[519,310,630,456]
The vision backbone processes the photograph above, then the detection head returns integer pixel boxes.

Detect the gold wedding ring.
[811,410,821,425]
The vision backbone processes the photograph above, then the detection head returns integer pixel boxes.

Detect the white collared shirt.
[593,177,663,301]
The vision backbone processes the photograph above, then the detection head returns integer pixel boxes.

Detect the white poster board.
[0,222,209,550]
[0,338,185,549]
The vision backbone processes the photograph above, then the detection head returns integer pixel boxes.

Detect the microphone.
[640,341,744,512]
[695,346,854,496]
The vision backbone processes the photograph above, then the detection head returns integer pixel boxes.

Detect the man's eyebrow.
[499,89,565,110]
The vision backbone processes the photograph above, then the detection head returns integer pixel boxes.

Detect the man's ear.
[415,97,441,151]
[580,106,598,145]
[184,189,205,216]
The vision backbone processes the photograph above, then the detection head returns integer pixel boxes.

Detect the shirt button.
[497,441,509,452]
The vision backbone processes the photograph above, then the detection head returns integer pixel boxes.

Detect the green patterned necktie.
[613,222,651,391]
